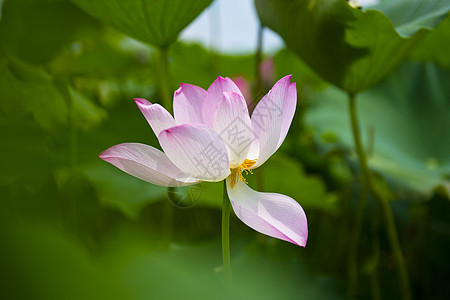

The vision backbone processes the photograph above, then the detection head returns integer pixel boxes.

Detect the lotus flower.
[100,75,308,247]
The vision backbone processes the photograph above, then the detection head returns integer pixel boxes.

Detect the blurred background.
[0,0,449,299]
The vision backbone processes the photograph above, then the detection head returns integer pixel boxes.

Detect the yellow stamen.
[230,159,257,189]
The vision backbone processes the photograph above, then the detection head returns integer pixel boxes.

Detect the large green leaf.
[255,0,450,94]
[373,0,450,38]
[71,0,213,47]
[410,15,450,70]
[305,62,450,198]
[0,0,95,64]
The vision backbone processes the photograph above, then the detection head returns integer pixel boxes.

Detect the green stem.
[370,202,381,300]
[222,180,232,285]
[347,182,368,297]
[157,46,174,248]
[347,92,370,297]
[348,93,411,300]
[157,46,172,113]
[372,186,411,300]
[349,93,372,192]
[162,187,175,248]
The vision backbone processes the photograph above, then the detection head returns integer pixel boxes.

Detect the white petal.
[213,92,253,168]
[173,83,206,125]
[226,178,308,247]
[158,124,231,181]
[99,143,198,187]
[135,98,176,136]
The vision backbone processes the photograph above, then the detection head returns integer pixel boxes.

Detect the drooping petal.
[202,76,244,128]
[213,92,253,168]
[158,124,231,181]
[226,178,308,247]
[99,143,198,187]
[173,83,206,125]
[135,98,176,136]
[249,75,297,168]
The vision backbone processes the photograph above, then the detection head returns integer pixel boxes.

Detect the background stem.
[347,180,368,298]
[253,22,264,105]
[347,92,369,297]
[348,93,411,300]
[157,46,172,113]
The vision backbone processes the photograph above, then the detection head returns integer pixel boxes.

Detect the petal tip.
[99,145,119,161]
[98,148,110,159]
[216,76,231,83]
[175,86,182,95]
[134,98,151,106]
[99,151,111,162]
[296,237,308,248]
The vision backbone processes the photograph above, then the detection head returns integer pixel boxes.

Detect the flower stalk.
[157,46,174,247]
[222,180,232,285]
[348,93,411,300]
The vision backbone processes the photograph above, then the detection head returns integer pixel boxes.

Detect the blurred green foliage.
[255,0,450,94]
[0,0,449,299]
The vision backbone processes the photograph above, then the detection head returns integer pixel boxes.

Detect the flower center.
[230,159,257,189]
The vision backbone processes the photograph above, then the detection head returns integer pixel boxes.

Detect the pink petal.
[158,124,231,181]
[202,76,244,128]
[226,179,308,247]
[213,92,253,168]
[173,83,206,125]
[249,75,297,168]
[134,98,176,136]
[99,143,198,187]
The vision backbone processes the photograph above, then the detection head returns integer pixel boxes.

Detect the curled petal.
[99,143,198,187]
[226,178,308,247]
[213,92,253,168]
[158,124,231,181]
[135,98,176,136]
[249,75,297,168]
[173,83,206,125]
[202,76,244,128]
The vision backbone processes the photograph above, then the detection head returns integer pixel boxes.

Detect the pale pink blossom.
[259,57,275,88]
[100,75,308,247]
[232,76,252,108]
